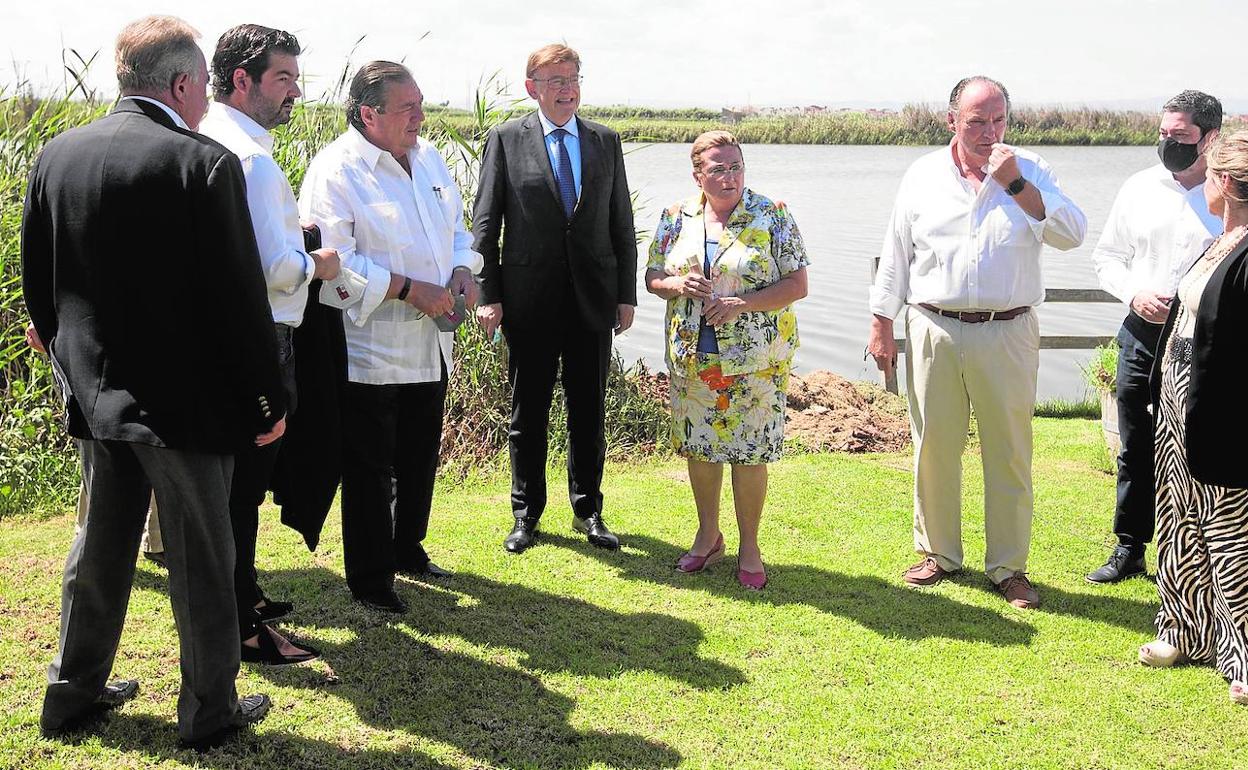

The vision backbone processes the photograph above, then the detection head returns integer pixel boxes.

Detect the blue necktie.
[552,128,576,218]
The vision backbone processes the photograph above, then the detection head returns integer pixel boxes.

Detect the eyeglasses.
[531,75,583,90]
[701,163,745,179]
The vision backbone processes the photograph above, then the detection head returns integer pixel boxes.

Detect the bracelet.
[397,276,412,301]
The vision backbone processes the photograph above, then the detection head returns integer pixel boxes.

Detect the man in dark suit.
[22,15,282,750]
[473,43,638,554]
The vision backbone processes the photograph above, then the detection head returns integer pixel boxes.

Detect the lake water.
[612,143,1159,400]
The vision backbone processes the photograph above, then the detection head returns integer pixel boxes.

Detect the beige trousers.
[904,305,1039,584]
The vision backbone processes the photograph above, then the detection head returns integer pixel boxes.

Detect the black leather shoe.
[142,551,166,568]
[352,588,407,613]
[397,556,453,578]
[240,625,320,666]
[505,518,539,554]
[1086,544,1147,583]
[179,693,271,752]
[255,598,293,623]
[41,679,140,736]
[572,514,620,550]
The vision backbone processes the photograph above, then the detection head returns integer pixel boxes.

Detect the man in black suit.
[22,15,282,749]
[473,43,638,554]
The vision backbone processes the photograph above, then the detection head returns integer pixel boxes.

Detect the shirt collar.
[123,95,189,130]
[345,125,421,171]
[212,102,273,152]
[538,110,579,138]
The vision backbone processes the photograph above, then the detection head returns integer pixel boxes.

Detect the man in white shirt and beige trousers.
[300,61,482,614]
[868,76,1087,609]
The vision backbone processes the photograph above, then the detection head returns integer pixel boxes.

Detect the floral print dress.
[647,188,809,464]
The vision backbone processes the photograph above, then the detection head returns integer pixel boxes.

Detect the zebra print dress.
[1153,345,1248,684]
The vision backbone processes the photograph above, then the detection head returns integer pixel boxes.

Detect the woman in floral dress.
[644,130,809,589]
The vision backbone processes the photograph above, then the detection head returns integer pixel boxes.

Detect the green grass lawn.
[2,417,1245,769]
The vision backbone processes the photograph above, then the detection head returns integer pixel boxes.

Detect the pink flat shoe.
[737,562,767,590]
[676,534,725,573]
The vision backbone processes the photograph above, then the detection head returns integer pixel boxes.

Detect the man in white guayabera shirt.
[867,76,1087,610]
[199,24,341,666]
[1085,91,1223,585]
[299,61,483,614]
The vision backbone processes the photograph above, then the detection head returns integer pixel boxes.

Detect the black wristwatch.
[1005,176,1027,196]
[397,276,412,301]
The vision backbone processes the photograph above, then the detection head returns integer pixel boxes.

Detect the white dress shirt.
[199,103,316,326]
[1092,163,1222,307]
[870,143,1087,319]
[299,127,483,385]
[537,110,581,199]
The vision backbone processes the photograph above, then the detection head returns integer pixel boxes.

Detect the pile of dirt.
[633,367,911,454]
[784,370,911,453]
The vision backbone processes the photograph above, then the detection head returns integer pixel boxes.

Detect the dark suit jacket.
[1151,234,1248,488]
[472,112,637,330]
[21,98,284,454]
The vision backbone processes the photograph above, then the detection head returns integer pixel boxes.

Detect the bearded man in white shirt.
[867,76,1087,609]
[1085,91,1223,584]
[198,24,341,664]
[300,62,483,614]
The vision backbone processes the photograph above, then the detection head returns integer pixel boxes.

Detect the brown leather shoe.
[903,556,950,586]
[996,572,1040,609]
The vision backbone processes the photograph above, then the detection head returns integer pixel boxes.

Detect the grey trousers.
[75,481,161,553]
[42,439,242,742]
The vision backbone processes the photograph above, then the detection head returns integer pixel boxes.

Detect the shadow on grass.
[256,627,681,770]
[100,565,690,770]
[536,532,1038,645]
[952,574,1158,635]
[71,712,462,769]
[136,564,745,691]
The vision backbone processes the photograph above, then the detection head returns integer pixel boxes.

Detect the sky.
[3,0,1246,112]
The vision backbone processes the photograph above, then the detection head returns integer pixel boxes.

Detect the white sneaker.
[1138,640,1183,667]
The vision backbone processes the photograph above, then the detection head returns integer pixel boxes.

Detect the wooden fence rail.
[871,260,1121,394]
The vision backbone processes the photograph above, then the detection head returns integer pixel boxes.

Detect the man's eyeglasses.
[701,163,745,179]
[531,75,584,91]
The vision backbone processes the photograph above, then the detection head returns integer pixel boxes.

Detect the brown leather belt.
[918,303,1030,323]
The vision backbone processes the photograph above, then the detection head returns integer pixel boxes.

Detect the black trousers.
[340,363,447,596]
[44,440,239,743]
[1113,311,1164,550]
[228,324,297,639]
[503,321,612,523]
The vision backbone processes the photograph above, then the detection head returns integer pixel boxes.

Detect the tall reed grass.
[0,68,670,512]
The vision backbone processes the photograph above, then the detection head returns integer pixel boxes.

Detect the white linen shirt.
[870,142,1087,319]
[199,103,316,326]
[298,127,483,385]
[538,110,581,199]
[1092,163,1222,306]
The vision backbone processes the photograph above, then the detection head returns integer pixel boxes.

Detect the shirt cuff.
[286,252,317,295]
[346,260,393,327]
[868,287,906,320]
[452,248,484,274]
[1021,188,1066,240]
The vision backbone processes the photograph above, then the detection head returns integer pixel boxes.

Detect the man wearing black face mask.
[1088,90,1223,583]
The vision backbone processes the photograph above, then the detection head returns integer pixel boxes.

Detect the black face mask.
[1158,136,1201,173]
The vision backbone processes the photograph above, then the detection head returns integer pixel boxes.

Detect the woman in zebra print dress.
[1140,130,1248,706]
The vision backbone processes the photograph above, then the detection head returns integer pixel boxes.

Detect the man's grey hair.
[115,15,202,95]
[346,61,414,132]
[1163,90,1223,136]
[948,75,1011,117]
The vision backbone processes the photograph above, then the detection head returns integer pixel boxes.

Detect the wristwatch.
[397,276,412,301]
[1005,176,1027,196]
